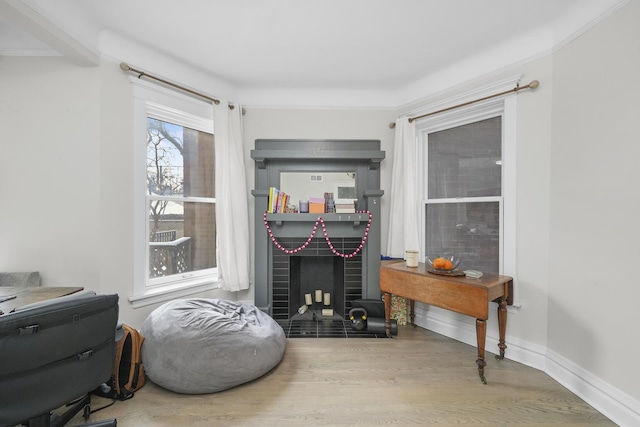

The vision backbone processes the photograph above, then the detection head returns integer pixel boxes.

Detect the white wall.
[0,57,101,287]
[549,0,640,409]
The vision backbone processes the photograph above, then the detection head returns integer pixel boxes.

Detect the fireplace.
[272,237,363,320]
[251,139,385,319]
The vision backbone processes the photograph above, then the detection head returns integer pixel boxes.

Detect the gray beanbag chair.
[140,298,286,394]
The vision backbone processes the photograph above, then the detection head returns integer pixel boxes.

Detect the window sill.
[129,278,220,309]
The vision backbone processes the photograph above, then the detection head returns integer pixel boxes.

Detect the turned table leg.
[496,296,508,360]
[476,318,487,384]
[409,299,416,327]
[384,292,392,338]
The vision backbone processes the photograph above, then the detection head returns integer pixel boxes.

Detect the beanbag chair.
[140,298,286,394]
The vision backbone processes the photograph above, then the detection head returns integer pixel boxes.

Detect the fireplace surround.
[251,139,385,319]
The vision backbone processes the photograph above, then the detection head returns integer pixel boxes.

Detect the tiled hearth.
[278,318,388,338]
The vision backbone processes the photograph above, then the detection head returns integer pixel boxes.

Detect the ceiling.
[0,0,627,107]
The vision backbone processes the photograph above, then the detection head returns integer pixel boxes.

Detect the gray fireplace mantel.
[251,139,385,316]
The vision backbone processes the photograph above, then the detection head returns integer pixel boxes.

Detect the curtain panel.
[386,116,420,258]
[213,101,251,291]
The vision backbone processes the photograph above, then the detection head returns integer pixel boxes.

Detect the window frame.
[129,78,219,308]
[415,77,517,299]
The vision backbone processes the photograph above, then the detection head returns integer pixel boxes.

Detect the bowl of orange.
[425,254,461,272]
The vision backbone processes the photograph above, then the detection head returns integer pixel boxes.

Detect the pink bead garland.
[263,211,372,258]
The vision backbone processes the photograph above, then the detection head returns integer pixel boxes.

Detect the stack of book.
[267,187,290,213]
[334,199,356,213]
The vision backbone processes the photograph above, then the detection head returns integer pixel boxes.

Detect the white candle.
[305,293,312,305]
[324,292,331,306]
[315,289,322,303]
[405,250,419,267]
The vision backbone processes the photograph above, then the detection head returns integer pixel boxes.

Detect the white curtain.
[213,100,251,291]
[386,116,420,258]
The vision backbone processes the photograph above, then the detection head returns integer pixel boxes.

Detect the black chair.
[0,292,119,427]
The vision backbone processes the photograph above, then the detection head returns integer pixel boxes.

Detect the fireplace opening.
[271,237,363,321]
[290,255,344,319]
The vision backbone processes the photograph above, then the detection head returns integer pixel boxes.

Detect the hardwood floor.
[71,326,615,426]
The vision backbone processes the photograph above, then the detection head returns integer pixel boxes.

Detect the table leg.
[409,299,416,327]
[383,292,392,338]
[476,318,487,384]
[496,296,508,360]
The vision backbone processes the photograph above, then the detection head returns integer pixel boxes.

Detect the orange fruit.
[433,257,445,269]
[443,259,453,270]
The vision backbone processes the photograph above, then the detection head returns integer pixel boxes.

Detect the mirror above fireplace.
[280,172,356,205]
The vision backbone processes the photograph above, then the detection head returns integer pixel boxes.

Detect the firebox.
[271,237,363,320]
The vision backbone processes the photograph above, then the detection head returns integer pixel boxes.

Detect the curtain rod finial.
[119,62,131,71]
[528,80,540,89]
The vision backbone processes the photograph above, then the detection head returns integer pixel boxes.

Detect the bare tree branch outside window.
[147,118,184,241]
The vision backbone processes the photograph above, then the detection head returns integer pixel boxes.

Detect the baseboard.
[546,349,640,427]
[414,307,640,427]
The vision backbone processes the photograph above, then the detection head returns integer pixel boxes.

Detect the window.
[131,80,218,307]
[424,117,502,272]
[417,82,516,281]
[146,117,216,281]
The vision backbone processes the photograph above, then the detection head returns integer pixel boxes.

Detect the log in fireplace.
[251,139,385,319]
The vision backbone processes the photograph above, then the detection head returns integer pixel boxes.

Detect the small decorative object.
[425,254,461,272]
[285,204,297,213]
[299,200,309,213]
[308,197,325,213]
[405,250,419,267]
[324,192,335,213]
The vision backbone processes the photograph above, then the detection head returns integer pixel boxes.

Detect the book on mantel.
[268,187,290,213]
[267,187,279,213]
[334,199,356,213]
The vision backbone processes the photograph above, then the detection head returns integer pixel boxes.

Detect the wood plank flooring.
[69,326,615,426]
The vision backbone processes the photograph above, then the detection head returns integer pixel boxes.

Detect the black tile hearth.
[278,318,388,338]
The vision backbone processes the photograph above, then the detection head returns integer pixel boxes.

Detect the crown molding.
[0,0,98,66]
